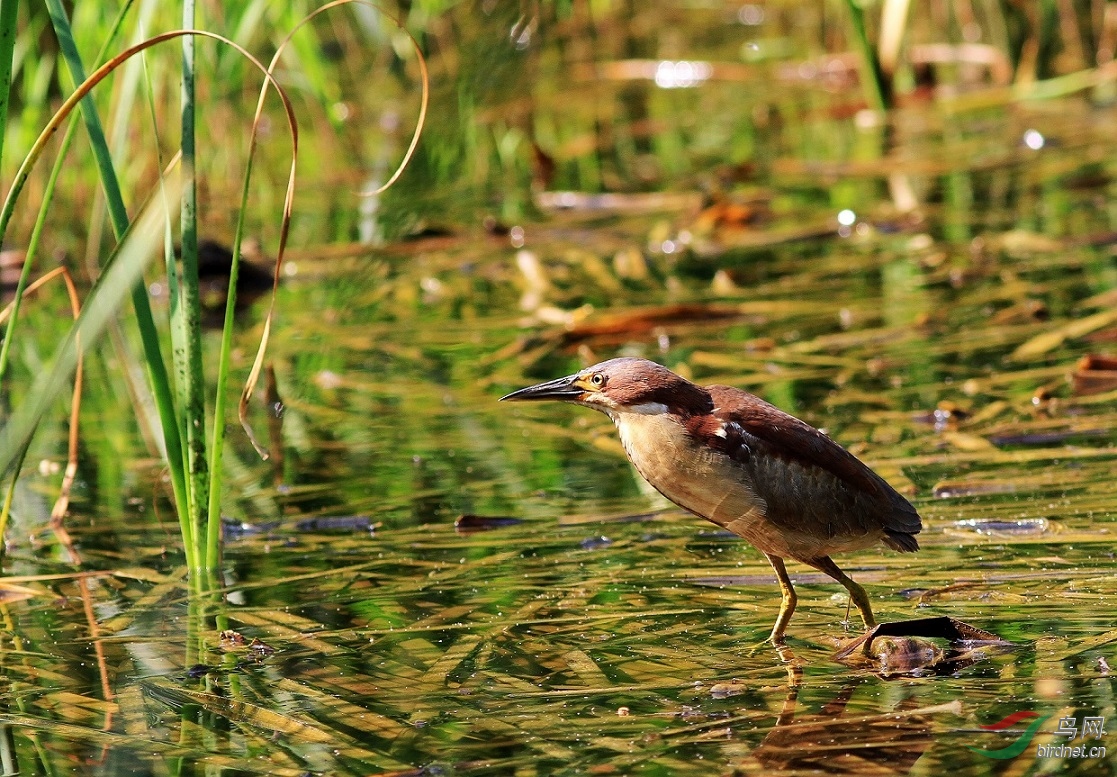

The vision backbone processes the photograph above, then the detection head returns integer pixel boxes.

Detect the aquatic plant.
[0,2,425,586]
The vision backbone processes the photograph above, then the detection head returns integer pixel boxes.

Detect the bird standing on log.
[502,357,921,644]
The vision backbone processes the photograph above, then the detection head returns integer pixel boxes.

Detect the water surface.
[4,4,1117,775]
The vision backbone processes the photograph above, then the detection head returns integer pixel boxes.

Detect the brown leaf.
[454,514,525,533]
[834,616,1012,661]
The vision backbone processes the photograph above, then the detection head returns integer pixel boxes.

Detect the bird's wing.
[703,386,921,536]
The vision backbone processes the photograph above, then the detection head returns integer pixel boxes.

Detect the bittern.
[501,357,921,644]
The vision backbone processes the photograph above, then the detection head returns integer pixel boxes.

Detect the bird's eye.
[590,373,605,387]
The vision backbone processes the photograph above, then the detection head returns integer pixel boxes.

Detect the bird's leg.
[763,553,797,644]
[807,556,876,630]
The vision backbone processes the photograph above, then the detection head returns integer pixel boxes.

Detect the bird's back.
[694,385,921,559]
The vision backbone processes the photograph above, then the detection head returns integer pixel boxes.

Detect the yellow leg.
[807,556,876,629]
[764,553,797,644]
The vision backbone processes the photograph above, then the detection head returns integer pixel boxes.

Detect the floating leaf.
[834,617,1012,661]
[454,514,525,533]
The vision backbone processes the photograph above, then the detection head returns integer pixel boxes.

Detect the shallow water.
[5,4,1117,775]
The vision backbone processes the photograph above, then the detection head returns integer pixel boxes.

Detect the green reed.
[0,2,423,588]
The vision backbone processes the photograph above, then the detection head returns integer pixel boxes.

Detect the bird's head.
[500,357,712,417]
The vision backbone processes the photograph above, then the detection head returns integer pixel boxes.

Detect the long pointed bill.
[500,373,585,402]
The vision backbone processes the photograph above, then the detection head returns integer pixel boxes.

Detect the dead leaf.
[455,514,525,533]
[834,616,1012,661]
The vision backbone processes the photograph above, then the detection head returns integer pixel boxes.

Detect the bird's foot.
[744,636,777,656]
[743,640,801,672]
[745,634,798,663]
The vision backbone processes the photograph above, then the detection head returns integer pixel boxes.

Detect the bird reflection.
[733,656,949,775]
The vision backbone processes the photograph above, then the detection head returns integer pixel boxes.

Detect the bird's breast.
[613,412,768,534]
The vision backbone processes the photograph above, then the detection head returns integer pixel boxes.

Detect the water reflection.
[747,670,948,774]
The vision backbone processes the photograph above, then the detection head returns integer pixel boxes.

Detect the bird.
[172,239,274,326]
[501,357,921,644]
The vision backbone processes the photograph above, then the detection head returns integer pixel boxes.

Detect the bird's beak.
[500,373,584,402]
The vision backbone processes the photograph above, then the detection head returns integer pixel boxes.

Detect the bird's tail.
[882,529,919,553]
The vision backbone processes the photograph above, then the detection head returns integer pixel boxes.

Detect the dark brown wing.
[700,385,921,549]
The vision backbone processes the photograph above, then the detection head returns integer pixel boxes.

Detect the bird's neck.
[611,409,768,530]
[612,410,695,488]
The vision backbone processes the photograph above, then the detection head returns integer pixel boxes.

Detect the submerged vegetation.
[0,1,1116,774]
